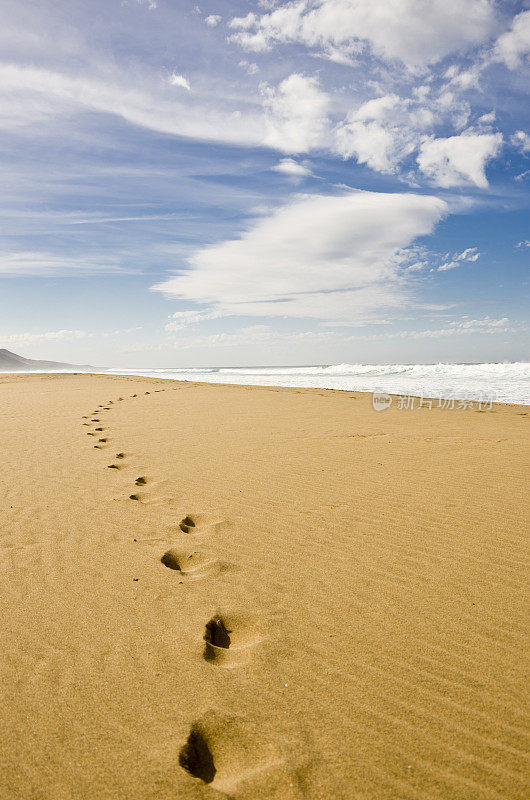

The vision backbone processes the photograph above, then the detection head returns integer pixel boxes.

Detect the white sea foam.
[106,362,530,405]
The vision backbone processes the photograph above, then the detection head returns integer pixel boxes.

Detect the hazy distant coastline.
[0,349,95,373]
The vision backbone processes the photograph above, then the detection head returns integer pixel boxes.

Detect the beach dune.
[0,373,528,799]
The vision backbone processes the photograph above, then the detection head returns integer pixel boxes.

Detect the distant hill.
[0,349,95,372]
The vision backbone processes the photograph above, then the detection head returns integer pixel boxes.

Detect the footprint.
[87,432,97,437]
[135,476,147,486]
[99,438,109,443]
[95,427,106,432]
[179,710,282,792]
[91,418,100,422]
[161,549,220,579]
[203,613,260,667]
[145,391,150,394]
[131,394,137,398]
[127,491,160,504]
[178,513,223,535]
[118,397,124,401]
[107,464,122,470]
[179,515,197,534]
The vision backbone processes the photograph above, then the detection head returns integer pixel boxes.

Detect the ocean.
[106,362,530,405]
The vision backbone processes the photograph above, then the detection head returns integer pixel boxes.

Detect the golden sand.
[0,373,528,799]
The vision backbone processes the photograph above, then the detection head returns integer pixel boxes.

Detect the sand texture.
[0,373,528,799]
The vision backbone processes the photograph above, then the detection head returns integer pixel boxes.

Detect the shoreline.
[1,369,529,407]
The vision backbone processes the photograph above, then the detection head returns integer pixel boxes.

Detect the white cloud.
[351,316,518,341]
[165,309,223,332]
[516,240,530,248]
[443,64,482,91]
[261,73,330,153]
[415,317,513,337]
[152,189,447,323]
[169,73,191,91]
[511,130,530,152]
[335,119,398,172]
[334,94,425,173]
[434,90,470,131]
[238,60,260,75]
[271,158,313,177]
[493,9,530,69]
[438,247,480,272]
[137,0,157,9]
[204,14,222,27]
[333,89,479,177]
[0,329,86,345]
[417,132,502,188]
[229,0,498,68]
[477,111,495,126]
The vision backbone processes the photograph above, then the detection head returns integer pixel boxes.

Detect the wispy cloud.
[169,73,191,91]
[204,14,222,27]
[0,251,129,276]
[153,189,447,323]
[438,247,480,272]
[271,158,313,177]
[0,329,87,345]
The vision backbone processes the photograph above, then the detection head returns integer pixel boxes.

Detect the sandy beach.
[0,372,528,800]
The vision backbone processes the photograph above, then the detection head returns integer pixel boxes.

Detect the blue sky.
[0,0,529,367]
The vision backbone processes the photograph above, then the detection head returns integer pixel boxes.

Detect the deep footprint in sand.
[179,710,282,792]
[135,476,147,485]
[178,513,224,535]
[179,515,197,533]
[161,549,220,579]
[203,613,260,667]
